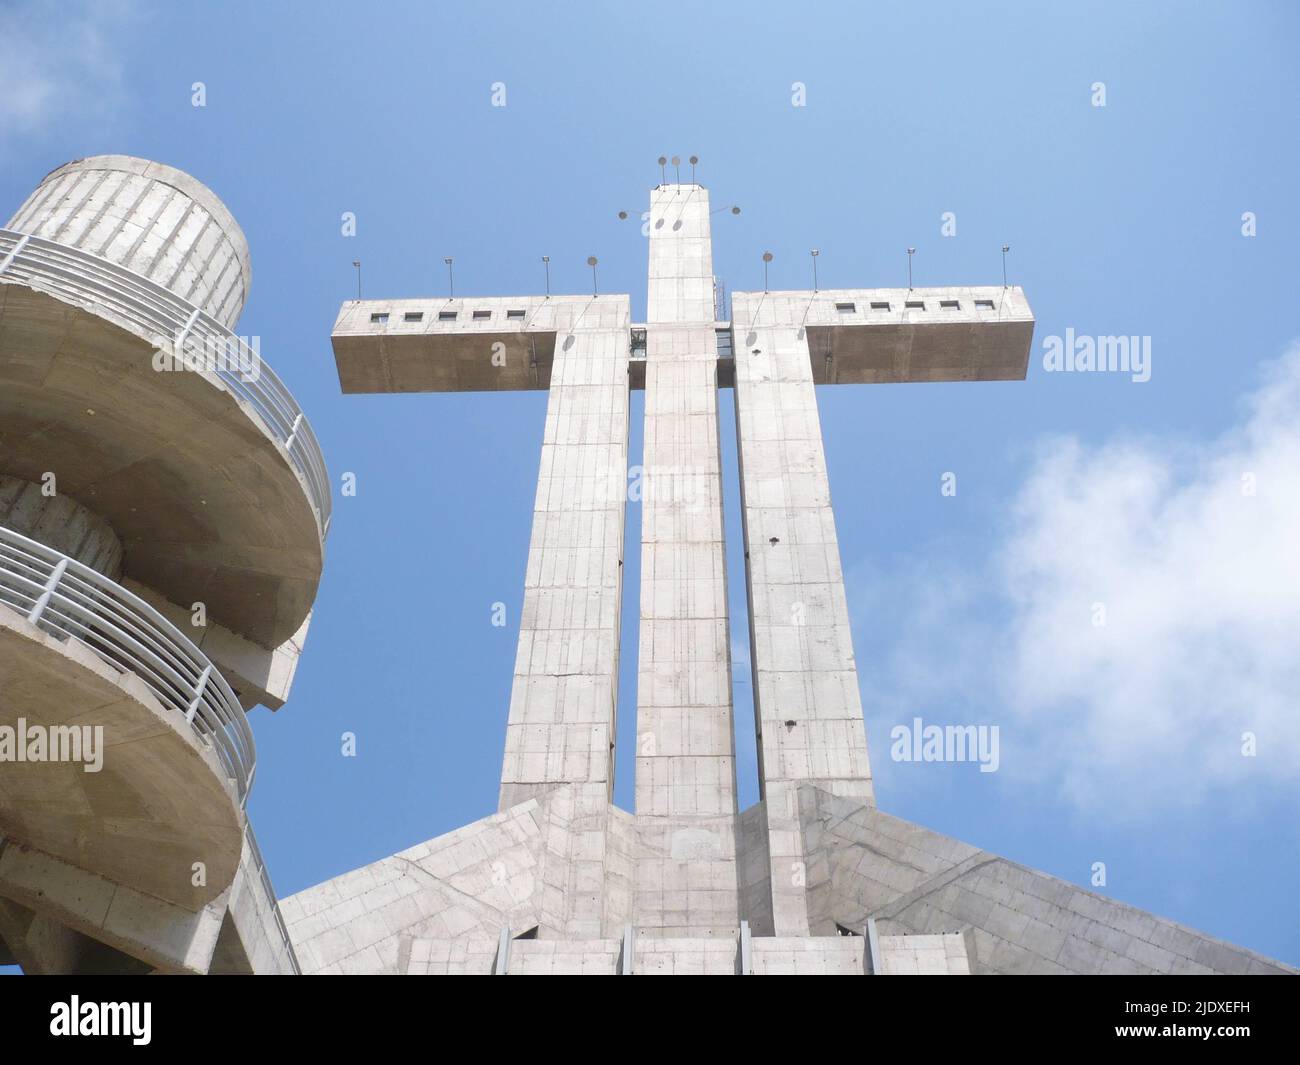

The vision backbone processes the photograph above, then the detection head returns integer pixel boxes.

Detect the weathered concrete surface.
[0,838,226,973]
[399,930,965,975]
[498,300,631,809]
[0,828,299,975]
[877,933,971,975]
[333,295,575,394]
[207,831,299,974]
[0,475,123,578]
[635,184,739,936]
[799,787,1296,975]
[281,785,638,974]
[0,896,151,974]
[282,798,551,974]
[285,782,1294,975]
[0,604,244,909]
[338,297,635,809]
[7,155,252,330]
[332,294,630,396]
[316,178,1290,976]
[0,156,320,975]
[734,287,1034,384]
[0,283,323,647]
[123,578,310,712]
[732,296,876,938]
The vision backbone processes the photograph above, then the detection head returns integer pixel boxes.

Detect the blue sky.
[2,0,1297,967]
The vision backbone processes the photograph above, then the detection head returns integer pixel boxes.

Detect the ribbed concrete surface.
[0,474,122,578]
[7,155,251,330]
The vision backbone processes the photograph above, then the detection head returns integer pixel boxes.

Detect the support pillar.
[731,308,873,935]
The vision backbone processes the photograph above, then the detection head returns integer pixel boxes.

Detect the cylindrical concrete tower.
[0,475,123,578]
[0,157,324,974]
[6,155,252,329]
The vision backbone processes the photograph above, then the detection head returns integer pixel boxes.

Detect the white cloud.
[0,1,132,140]
[856,345,1300,815]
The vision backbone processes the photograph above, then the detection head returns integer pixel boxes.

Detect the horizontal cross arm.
[730,285,1034,384]
[332,294,631,394]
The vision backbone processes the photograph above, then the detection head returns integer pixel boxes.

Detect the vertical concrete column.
[731,301,873,935]
[498,319,630,810]
[635,185,738,936]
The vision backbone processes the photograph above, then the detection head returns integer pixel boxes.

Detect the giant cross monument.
[282,171,1292,976]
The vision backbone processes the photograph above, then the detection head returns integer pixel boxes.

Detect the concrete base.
[281,783,1294,975]
[401,930,967,975]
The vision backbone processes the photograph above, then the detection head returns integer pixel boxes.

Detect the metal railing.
[0,228,331,540]
[243,824,302,974]
[0,525,255,805]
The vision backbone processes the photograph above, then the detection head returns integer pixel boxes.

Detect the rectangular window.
[403,312,423,322]
[870,301,891,311]
[975,299,995,309]
[905,300,925,310]
[506,309,526,319]
[835,302,856,313]
[370,313,389,324]
[437,311,457,321]
[940,300,960,310]
[714,327,732,359]
[472,310,492,320]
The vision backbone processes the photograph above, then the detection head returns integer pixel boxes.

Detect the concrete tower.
[292,174,1294,975]
[0,156,328,974]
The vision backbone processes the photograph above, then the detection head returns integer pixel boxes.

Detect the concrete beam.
[732,286,1035,384]
[123,577,310,711]
[0,896,149,974]
[0,838,226,974]
[332,295,628,394]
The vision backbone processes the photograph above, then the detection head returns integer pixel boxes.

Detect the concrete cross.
[331,175,1033,936]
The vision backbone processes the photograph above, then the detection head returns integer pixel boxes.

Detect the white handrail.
[0,228,332,542]
[0,525,255,805]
